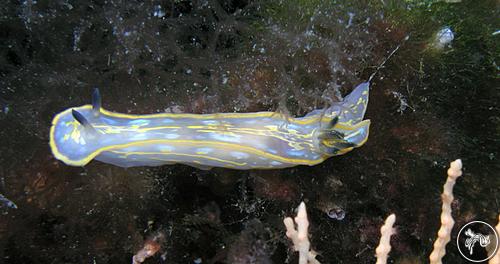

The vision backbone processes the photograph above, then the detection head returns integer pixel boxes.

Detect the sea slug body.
[49,83,371,170]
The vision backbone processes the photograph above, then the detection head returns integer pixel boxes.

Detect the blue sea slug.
[49,82,370,169]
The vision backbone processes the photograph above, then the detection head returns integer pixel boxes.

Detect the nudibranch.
[49,83,370,170]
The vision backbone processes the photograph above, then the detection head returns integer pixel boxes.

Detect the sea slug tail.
[339,82,369,124]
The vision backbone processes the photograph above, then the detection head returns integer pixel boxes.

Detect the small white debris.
[1,105,9,114]
[391,91,414,114]
[73,27,81,51]
[153,5,165,18]
[431,27,454,50]
[222,74,229,85]
[346,12,355,28]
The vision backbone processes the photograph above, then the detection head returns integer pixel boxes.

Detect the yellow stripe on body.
[111,150,247,167]
[93,124,182,134]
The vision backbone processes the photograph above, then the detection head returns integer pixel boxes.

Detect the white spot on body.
[230,151,250,159]
[129,119,150,126]
[310,154,321,160]
[195,148,214,154]
[286,123,301,130]
[202,120,219,125]
[164,133,180,139]
[267,148,278,154]
[210,133,241,143]
[131,134,148,140]
[161,119,175,123]
[287,149,305,157]
[245,120,257,124]
[158,145,175,152]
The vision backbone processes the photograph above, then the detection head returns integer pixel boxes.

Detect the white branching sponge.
[375,214,396,264]
[429,159,463,264]
[284,202,320,264]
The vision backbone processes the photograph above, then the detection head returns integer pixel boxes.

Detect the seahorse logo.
[457,221,499,262]
[464,228,490,255]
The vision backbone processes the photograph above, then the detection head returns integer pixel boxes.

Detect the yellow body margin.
[50,105,369,167]
[50,107,73,165]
